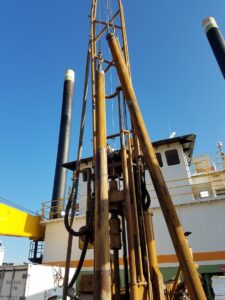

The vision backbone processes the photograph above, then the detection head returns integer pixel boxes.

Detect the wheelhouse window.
[156,152,163,167]
[165,149,180,166]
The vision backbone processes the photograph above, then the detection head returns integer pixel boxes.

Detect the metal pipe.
[118,92,132,298]
[128,134,152,299]
[127,135,145,283]
[203,17,225,79]
[117,0,131,74]
[94,68,111,300]
[170,267,182,300]
[118,90,138,297]
[107,32,206,300]
[144,211,158,270]
[51,69,75,219]
[121,145,138,300]
[114,249,120,300]
[121,214,129,298]
[90,0,98,157]
[144,210,165,300]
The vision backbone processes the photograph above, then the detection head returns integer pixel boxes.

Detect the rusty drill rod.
[94,69,112,300]
[106,32,206,300]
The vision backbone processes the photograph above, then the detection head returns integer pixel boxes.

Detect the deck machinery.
[61,1,207,299]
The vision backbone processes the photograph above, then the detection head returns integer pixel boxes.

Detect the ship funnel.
[202,17,225,79]
[50,69,75,219]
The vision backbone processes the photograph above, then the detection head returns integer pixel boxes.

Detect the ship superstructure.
[40,134,225,281]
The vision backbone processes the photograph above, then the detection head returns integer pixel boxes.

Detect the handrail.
[40,160,225,220]
[41,198,80,221]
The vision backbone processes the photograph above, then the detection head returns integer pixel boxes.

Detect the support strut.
[106,32,206,300]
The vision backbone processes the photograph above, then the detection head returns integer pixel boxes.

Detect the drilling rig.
[62,1,207,299]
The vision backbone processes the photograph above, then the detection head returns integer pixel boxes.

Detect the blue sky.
[0,1,225,263]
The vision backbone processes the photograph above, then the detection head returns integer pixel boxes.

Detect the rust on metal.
[107,32,206,300]
[94,69,111,300]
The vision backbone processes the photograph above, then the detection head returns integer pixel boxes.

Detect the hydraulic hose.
[64,168,93,237]
[62,47,90,298]
[141,170,151,211]
[64,181,89,236]
[65,168,94,297]
[67,232,90,290]
[63,48,91,237]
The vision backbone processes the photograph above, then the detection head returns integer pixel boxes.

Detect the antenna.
[218,141,223,150]
[169,131,176,139]
[168,120,176,138]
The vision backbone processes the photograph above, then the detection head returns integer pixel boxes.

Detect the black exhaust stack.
[203,17,225,79]
[50,69,75,218]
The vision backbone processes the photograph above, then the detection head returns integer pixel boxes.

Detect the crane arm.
[0,203,45,240]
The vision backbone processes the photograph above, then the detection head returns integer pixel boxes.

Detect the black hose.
[66,218,93,295]
[141,171,151,211]
[64,183,89,237]
[67,232,90,290]
[64,169,94,237]
[63,48,91,238]
[63,48,91,299]
[65,169,94,295]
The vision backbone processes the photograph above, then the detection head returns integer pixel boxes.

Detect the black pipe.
[50,69,75,218]
[203,17,225,79]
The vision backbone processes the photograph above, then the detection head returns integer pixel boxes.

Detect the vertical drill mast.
[89,1,206,298]
[90,2,133,298]
[106,32,206,299]
[64,1,206,299]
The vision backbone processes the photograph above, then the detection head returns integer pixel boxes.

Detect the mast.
[107,32,206,299]
[89,1,206,298]
[63,1,206,299]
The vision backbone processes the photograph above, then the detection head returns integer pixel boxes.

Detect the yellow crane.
[0,203,44,240]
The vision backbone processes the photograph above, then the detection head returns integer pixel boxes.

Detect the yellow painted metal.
[107,33,206,300]
[90,0,98,157]
[94,69,112,300]
[0,203,44,240]
[170,267,182,300]
[144,210,165,300]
